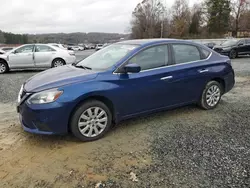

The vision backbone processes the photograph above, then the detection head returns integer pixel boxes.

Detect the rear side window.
[201,48,211,59]
[35,45,56,52]
[172,44,201,64]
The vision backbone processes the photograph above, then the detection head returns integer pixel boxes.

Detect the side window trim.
[170,43,203,65]
[115,43,170,73]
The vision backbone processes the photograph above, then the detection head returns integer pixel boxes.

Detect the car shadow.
[6,69,45,74]
[23,104,201,145]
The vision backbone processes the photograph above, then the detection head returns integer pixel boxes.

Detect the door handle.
[161,76,173,80]
[199,69,209,73]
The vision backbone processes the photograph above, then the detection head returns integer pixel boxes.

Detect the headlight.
[27,89,63,104]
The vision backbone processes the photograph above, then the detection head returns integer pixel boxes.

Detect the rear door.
[8,45,35,68]
[34,45,56,67]
[167,43,212,104]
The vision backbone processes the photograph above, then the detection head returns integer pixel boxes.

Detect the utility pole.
[161,0,167,38]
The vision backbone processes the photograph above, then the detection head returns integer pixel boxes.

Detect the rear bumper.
[224,70,235,93]
[65,56,76,64]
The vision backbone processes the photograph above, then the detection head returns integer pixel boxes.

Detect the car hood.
[24,65,98,92]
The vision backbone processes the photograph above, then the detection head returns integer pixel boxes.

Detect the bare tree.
[170,0,191,38]
[130,0,164,39]
[231,0,249,37]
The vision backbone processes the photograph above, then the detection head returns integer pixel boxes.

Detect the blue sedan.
[17,39,235,141]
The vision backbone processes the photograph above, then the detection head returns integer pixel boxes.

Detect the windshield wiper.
[74,65,92,70]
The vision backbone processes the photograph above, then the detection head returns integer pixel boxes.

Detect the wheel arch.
[0,58,9,71]
[210,77,225,93]
[68,95,116,132]
[51,57,66,67]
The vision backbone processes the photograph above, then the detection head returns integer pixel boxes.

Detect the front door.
[8,45,35,68]
[116,44,175,117]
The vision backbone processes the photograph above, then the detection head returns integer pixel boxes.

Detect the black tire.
[199,81,223,110]
[70,100,112,142]
[51,58,65,68]
[229,49,237,59]
[0,60,9,74]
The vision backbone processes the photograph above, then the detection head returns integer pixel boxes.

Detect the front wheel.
[0,61,9,74]
[200,81,222,110]
[70,100,112,142]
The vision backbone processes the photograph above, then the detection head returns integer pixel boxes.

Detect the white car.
[95,44,104,51]
[71,46,83,51]
[0,44,76,74]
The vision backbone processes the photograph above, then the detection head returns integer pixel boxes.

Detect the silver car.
[0,44,76,74]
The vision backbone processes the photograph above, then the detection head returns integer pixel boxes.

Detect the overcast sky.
[0,0,196,34]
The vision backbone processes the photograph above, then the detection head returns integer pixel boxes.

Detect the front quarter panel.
[57,73,121,120]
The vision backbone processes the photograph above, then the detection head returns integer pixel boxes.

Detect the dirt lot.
[0,56,250,187]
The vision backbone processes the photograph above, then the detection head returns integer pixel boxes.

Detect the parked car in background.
[1,47,14,52]
[213,39,250,59]
[0,44,76,73]
[95,44,103,51]
[17,39,235,141]
[204,42,216,49]
[71,46,83,51]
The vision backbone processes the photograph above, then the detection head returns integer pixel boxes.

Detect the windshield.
[221,40,238,46]
[77,44,138,70]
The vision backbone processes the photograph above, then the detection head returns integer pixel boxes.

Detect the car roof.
[117,38,181,45]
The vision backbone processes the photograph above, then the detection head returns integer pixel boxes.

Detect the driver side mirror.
[238,43,244,46]
[123,63,141,73]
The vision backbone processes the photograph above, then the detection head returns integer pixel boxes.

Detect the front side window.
[172,44,201,64]
[77,44,138,70]
[35,45,55,52]
[15,45,34,53]
[128,45,168,71]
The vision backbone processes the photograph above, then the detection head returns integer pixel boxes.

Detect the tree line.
[130,0,250,39]
[0,30,28,44]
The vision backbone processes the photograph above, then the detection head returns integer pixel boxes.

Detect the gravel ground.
[0,55,250,187]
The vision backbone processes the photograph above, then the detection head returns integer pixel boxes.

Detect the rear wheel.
[229,50,237,59]
[70,100,112,141]
[52,59,65,68]
[0,61,9,74]
[200,81,222,110]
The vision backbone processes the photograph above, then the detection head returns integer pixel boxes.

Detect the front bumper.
[18,101,71,135]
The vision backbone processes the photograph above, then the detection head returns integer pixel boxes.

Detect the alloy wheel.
[0,63,6,73]
[53,60,64,67]
[78,107,108,138]
[206,85,221,107]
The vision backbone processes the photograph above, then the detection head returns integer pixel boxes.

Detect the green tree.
[189,4,202,35]
[0,30,5,43]
[206,0,231,35]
